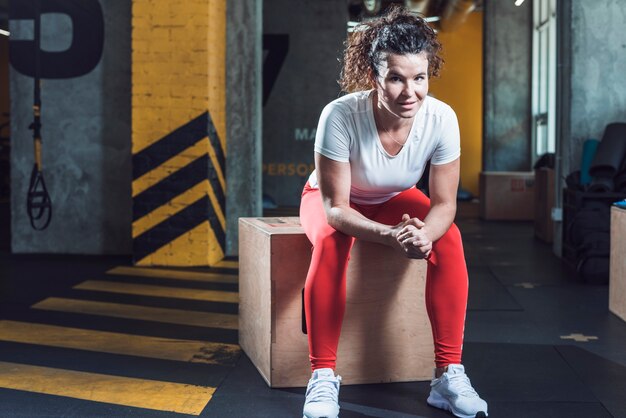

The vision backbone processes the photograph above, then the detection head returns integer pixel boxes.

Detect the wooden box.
[480,171,535,220]
[534,168,555,242]
[610,206,626,322]
[238,217,433,388]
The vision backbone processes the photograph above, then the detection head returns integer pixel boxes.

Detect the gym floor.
[1,201,625,418]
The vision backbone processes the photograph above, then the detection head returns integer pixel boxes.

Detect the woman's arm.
[316,152,410,248]
[423,157,459,241]
[398,158,459,257]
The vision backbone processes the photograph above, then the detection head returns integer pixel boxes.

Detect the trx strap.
[27,0,52,230]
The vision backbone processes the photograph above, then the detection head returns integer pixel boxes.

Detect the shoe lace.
[447,373,479,398]
[306,375,341,404]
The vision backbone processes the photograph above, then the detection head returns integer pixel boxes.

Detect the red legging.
[299,183,468,371]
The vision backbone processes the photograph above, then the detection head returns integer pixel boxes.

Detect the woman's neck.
[371,92,414,132]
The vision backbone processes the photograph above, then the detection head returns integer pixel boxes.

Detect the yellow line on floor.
[0,321,240,366]
[33,297,239,330]
[0,361,214,415]
[212,260,239,269]
[106,265,238,284]
[74,280,239,303]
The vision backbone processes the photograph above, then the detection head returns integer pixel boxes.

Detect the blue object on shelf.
[581,139,599,186]
[614,199,626,209]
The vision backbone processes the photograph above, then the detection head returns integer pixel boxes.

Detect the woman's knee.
[312,227,353,257]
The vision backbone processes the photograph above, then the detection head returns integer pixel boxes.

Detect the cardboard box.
[480,171,535,220]
[534,168,555,242]
[238,217,433,388]
[610,206,626,323]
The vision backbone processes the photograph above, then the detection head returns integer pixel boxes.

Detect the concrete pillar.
[9,0,131,254]
[225,0,263,256]
[131,0,227,266]
[483,0,532,171]
[568,0,626,170]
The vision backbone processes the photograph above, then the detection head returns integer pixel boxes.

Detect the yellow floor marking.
[74,280,239,303]
[0,321,240,365]
[560,333,599,342]
[212,260,239,269]
[0,361,214,415]
[33,298,238,330]
[106,266,237,284]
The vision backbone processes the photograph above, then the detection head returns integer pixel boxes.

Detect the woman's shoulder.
[422,95,456,119]
[324,90,372,115]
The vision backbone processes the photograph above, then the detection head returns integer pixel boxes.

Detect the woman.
[299,5,487,418]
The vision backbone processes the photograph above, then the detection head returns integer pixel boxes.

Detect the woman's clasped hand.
[392,213,432,259]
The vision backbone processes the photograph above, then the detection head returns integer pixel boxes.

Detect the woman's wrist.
[382,224,400,247]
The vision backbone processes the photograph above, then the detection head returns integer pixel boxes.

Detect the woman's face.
[371,52,429,120]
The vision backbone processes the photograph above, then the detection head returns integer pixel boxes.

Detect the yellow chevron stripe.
[207,221,227,266]
[0,320,240,365]
[106,266,237,284]
[207,139,226,192]
[132,137,209,198]
[74,280,238,303]
[132,181,208,239]
[136,222,214,266]
[0,361,214,415]
[206,177,226,230]
[33,298,239,330]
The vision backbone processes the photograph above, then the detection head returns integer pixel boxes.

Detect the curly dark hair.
[339,5,443,93]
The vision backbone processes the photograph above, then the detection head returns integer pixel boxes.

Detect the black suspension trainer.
[27,0,52,230]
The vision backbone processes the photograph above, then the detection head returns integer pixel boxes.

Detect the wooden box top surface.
[239,217,304,235]
[612,205,626,215]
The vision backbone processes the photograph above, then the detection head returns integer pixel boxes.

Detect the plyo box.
[238,217,434,388]
[610,206,626,323]
[480,171,535,220]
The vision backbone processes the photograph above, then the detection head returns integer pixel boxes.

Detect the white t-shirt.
[308,90,460,205]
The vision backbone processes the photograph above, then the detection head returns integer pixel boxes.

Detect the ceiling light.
[515,0,525,6]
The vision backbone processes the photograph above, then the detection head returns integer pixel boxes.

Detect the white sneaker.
[427,364,488,418]
[302,368,341,418]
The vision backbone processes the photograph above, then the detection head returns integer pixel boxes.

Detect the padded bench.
[238,217,434,388]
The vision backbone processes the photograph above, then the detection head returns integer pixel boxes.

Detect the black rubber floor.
[1,201,625,417]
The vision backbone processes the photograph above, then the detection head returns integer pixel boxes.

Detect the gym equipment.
[615,153,626,192]
[589,123,626,178]
[26,0,52,230]
[588,177,613,193]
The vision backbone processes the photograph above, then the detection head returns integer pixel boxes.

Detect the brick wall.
[131,0,226,266]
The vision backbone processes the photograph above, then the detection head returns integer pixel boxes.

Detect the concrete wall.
[10,0,131,254]
[567,0,626,171]
[262,0,346,207]
[0,35,8,129]
[225,0,262,255]
[1,34,9,202]
[483,0,532,172]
